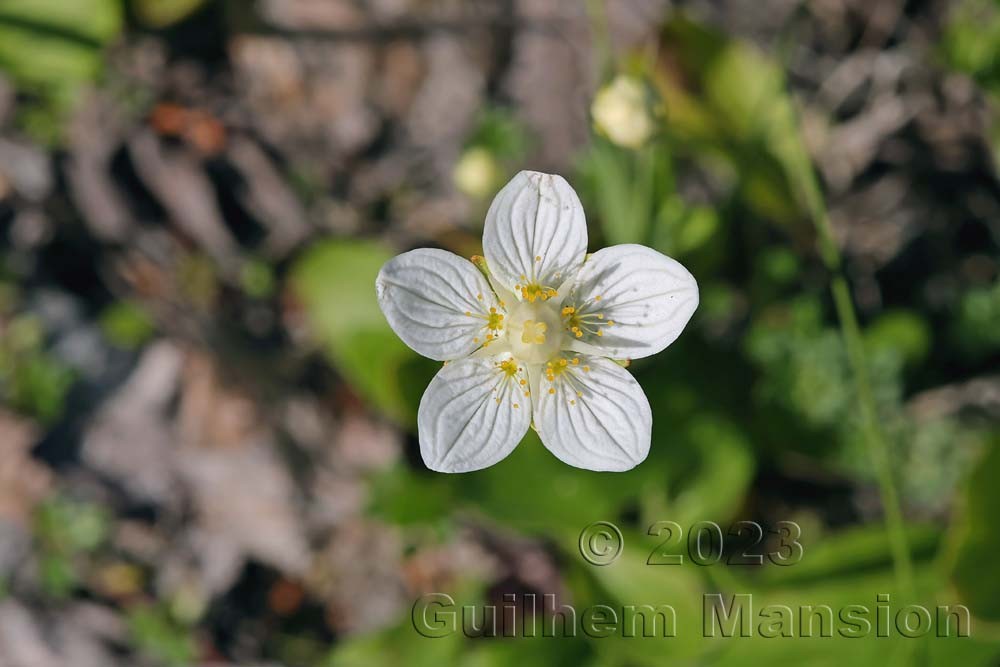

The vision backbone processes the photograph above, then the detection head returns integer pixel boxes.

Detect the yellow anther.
[596,330,603,337]
[607,320,614,326]
[597,313,604,319]
[521,283,556,302]
[571,357,580,365]
[583,365,590,372]
[513,403,519,409]
[570,400,576,405]
[548,388,556,395]
[559,358,568,367]
[535,255,542,261]
[561,306,576,316]
[477,293,483,300]
[595,295,602,301]
[465,311,472,316]
[519,379,527,385]
[498,358,519,377]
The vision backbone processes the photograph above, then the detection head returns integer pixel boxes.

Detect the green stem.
[765,24,918,595]
[797,151,916,602]
[830,277,915,592]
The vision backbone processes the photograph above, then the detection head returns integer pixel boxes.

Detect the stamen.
[561,301,615,339]
[497,358,519,377]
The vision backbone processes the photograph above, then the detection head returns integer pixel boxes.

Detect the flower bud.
[591,75,655,149]
[453,147,501,199]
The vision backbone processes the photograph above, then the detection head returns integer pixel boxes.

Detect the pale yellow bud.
[591,75,655,149]
[453,147,501,199]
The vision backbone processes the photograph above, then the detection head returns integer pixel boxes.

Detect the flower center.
[507,300,563,363]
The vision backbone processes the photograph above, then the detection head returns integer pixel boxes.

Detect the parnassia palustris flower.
[376,171,698,472]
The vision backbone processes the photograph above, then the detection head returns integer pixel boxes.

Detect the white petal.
[418,355,531,472]
[563,244,698,360]
[534,355,651,471]
[483,171,588,298]
[376,248,504,361]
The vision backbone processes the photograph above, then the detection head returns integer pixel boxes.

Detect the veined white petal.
[483,171,588,301]
[376,249,506,361]
[563,244,698,360]
[418,355,532,472]
[534,355,651,471]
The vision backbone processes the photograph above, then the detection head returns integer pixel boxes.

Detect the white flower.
[376,171,699,473]
[591,74,655,149]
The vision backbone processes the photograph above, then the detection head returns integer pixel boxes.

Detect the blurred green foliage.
[0,313,74,423]
[954,278,1000,355]
[99,301,156,349]
[0,0,121,142]
[127,604,198,667]
[949,437,1000,621]
[32,495,109,598]
[943,0,1000,163]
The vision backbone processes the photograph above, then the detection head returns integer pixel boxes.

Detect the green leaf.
[755,523,941,587]
[289,239,433,425]
[949,437,1000,620]
[0,0,121,113]
[668,416,755,527]
[590,553,706,663]
[864,311,931,367]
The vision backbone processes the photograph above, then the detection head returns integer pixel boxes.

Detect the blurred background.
[1,0,999,664]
